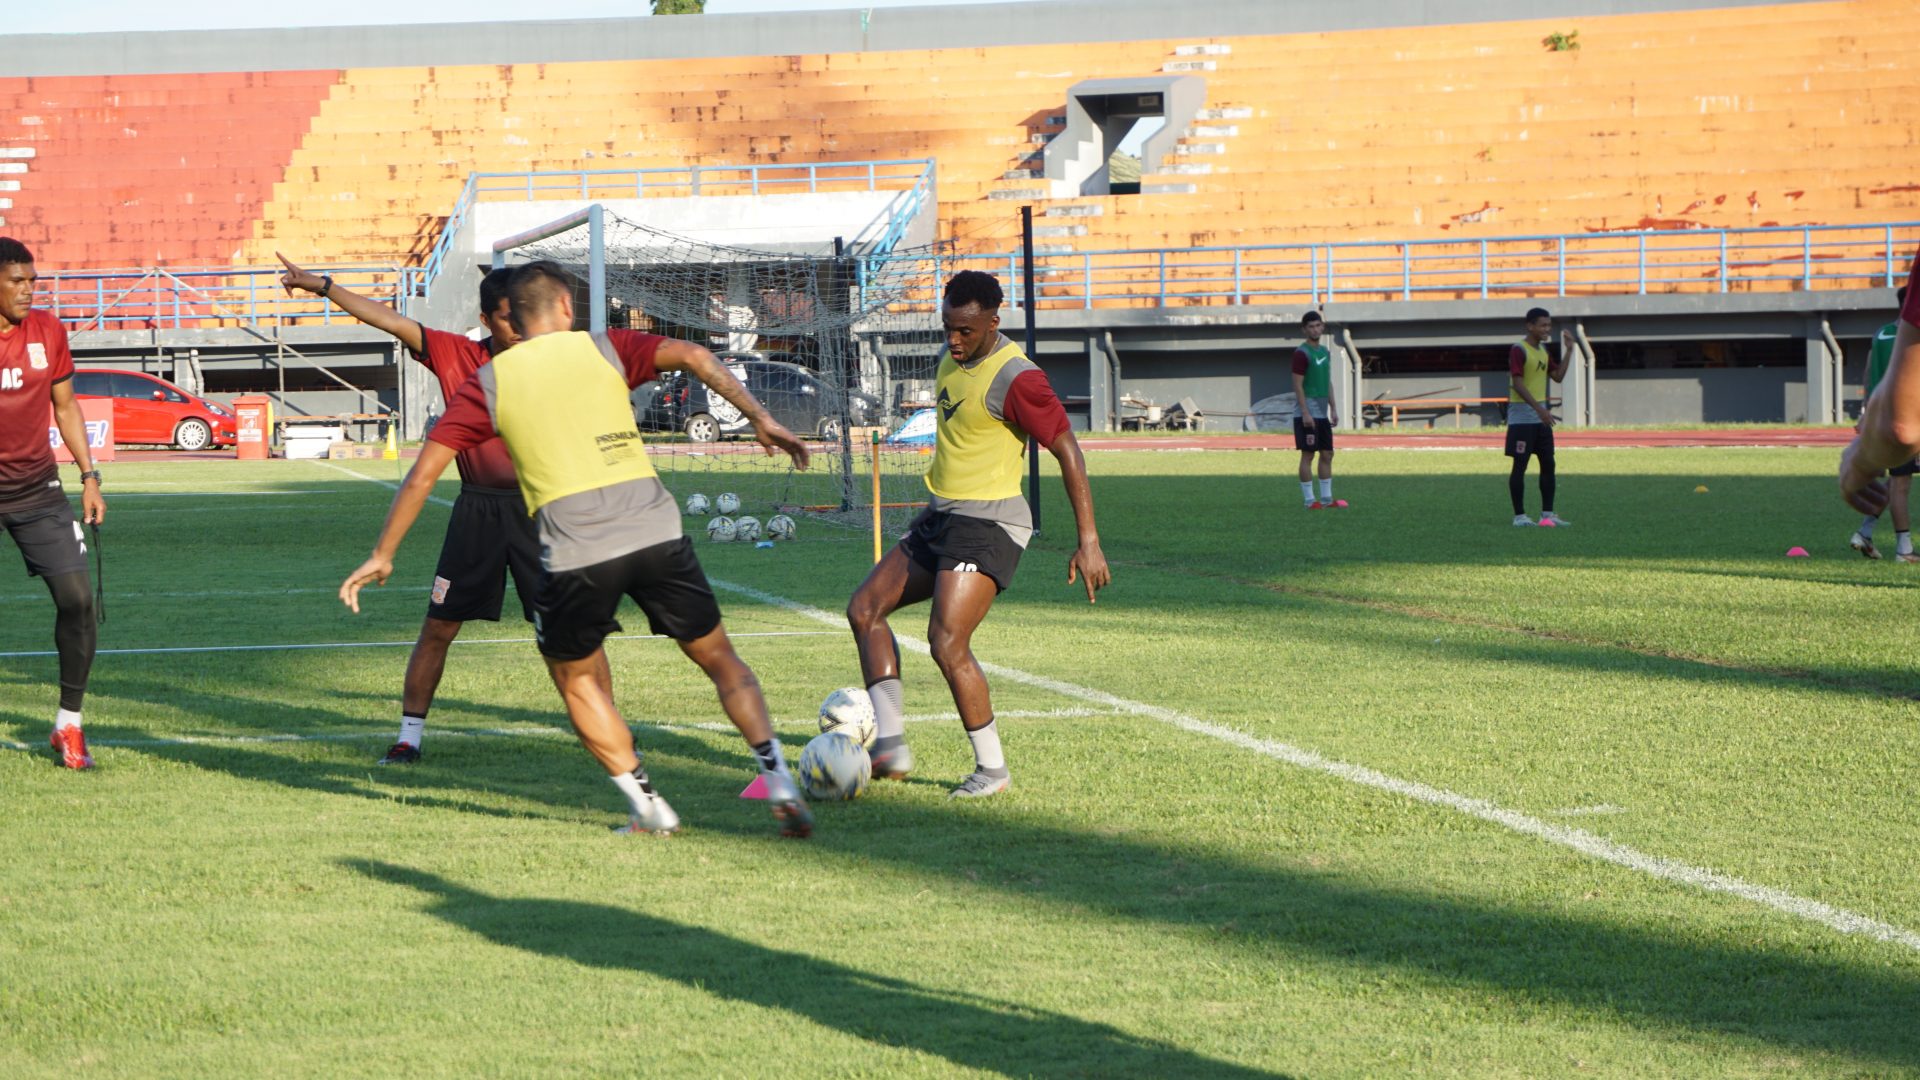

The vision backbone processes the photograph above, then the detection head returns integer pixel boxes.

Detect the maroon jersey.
[413,327,519,490]
[1905,248,1920,330]
[0,309,75,512]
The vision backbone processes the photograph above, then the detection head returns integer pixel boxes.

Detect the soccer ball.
[706,516,737,542]
[818,686,876,749]
[685,493,711,515]
[734,515,762,541]
[797,731,871,801]
[715,492,741,515]
[766,514,797,541]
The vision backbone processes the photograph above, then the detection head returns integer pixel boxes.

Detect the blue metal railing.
[865,221,1920,311]
[41,265,408,333]
[417,159,938,290]
[870,162,937,257]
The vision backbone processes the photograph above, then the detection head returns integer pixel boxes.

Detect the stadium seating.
[2,0,1916,280]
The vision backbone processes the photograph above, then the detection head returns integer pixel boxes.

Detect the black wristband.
[319,275,333,298]
[79,470,102,485]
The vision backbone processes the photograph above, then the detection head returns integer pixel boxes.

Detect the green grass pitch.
[2,444,1917,1078]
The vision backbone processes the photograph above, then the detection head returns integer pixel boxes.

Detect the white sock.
[869,678,906,743]
[1318,479,1333,501]
[965,719,1006,772]
[1300,481,1316,505]
[55,708,83,731]
[750,738,789,776]
[1900,531,1913,556]
[397,715,426,748]
[610,767,657,816]
[1860,516,1879,537]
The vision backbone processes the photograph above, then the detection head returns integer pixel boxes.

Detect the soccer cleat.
[377,741,421,765]
[869,739,915,781]
[759,770,813,839]
[1513,515,1537,527]
[1307,502,1327,511]
[1541,512,1570,527]
[1331,499,1349,508]
[1851,531,1882,560]
[614,793,682,836]
[949,769,1011,799]
[50,726,94,770]
[1898,552,1920,564]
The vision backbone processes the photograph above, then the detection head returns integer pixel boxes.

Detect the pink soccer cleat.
[50,726,94,770]
[1332,500,1349,508]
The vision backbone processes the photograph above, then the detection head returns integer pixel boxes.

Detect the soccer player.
[844,270,1110,798]
[279,254,539,764]
[338,261,814,837]
[1849,286,1916,562]
[1843,255,1920,525]
[0,237,106,769]
[1505,307,1572,527]
[1291,310,1344,509]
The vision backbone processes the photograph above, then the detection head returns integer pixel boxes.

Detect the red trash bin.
[233,395,273,460]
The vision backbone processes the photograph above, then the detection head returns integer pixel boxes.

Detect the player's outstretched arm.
[49,378,105,525]
[277,252,426,355]
[340,441,456,613]
[1553,330,1575,382]
[654,339,810,470]
[1049,431,1109,604]
[1843,321,1920,513]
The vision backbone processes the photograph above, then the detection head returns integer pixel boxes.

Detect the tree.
[652,0,704,13]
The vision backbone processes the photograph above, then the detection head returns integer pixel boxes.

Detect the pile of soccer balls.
[685,491,797,543]
[798,687,877,800]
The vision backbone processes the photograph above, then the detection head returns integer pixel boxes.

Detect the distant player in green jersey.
[1850,286,1916,562]
[1291,311,1344,509]
[1505,307,1572,527]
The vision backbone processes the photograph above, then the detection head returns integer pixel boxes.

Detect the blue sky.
[14,0,1022,35]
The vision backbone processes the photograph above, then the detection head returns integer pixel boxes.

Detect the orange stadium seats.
[1,0,1915,277]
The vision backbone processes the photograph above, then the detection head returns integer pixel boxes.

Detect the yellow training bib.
[488,331,658,513]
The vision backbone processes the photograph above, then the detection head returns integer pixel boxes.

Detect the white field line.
[0,585,434,603]
[0,707,1113,752]
[708,577,1920,955]
[315,444,1920,952]
[0,630,838,660]
[107,490,343,498]
[311,459,447,504]
[104,503,318,515]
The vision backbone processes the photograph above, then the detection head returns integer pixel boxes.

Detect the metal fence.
[41,265,410,334]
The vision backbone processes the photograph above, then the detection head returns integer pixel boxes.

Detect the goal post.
[489,204,947,551]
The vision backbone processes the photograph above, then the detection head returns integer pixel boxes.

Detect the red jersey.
[413,327,518,490]
[1904,248,1920,330]
[431,329,667,453]
[1000,369,1072,449]
[0,309,75,512]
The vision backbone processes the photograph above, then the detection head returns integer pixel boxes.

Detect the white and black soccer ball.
[818,686,876,749]
[733,515,762,541]
[706,516,737,542]
[797,731,871,801]
[715,492,741,515]
[765,514,797,541]
[685,493,711,515]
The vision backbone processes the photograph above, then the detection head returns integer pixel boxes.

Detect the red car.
[71,369,238,450]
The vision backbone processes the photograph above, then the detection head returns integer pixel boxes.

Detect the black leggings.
[1509,453,1557,516]
[45,571,96,712]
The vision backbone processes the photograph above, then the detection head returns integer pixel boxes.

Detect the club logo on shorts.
[1515,440,1528,454]
[27,343,48,370]
[431,576,452,604]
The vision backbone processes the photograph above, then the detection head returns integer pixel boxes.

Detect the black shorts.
[1892,458,1920,478]
[534,536,721,660]
[1,496,89,579]
[901,508,1026,592]
[428,486,543,623]
[1294,416,1334,453]
[1505,423,1555,459]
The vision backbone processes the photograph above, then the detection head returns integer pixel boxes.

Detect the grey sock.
[868,677,906,742]
[1861,516,1879,537]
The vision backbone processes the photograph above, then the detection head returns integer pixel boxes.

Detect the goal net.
[492,205,949,549]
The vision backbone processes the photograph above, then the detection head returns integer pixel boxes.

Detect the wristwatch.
[319,275,334,298]
[79,470,102,486]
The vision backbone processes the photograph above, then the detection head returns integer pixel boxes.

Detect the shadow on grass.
[346,859,1295,1080]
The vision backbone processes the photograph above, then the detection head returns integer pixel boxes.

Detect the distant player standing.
[845,270,1110,798]
[0,238,105,768]
[1843,253,1920,521]
[340,261,814,837]
[280,254,539,764]
[1849,286,1916,562]
[1506,307,1572,527]
[1291,311,1344,509]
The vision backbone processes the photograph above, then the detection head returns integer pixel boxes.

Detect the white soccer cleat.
[949,769,1011,799]
[614,793,681,836]
[1851,531,1882,560]
[1513,515,1537,527]
[1540,512,1571,527]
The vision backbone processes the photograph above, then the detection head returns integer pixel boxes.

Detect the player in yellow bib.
[339,261,815,838]
[1505,307,1573,527]
[845,271,1111,797]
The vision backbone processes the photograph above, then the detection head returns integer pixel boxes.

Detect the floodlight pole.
[1022,204,1040,535]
